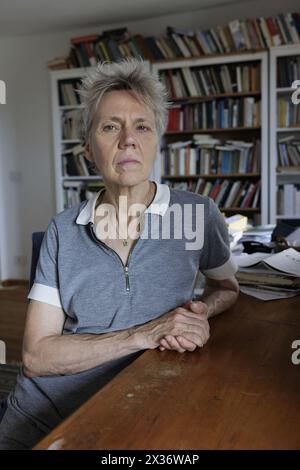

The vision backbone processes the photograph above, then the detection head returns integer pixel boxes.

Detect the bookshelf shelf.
[277,127,300,132]
[276,87,295,93]
[171,91,261,103]
[162,173,260,179]
[220,207,260,212]
[277,171,300,177]
[151,49,268,65]
[270,45,300,223]
[276,215,300,219]
[165,127,261,135]
[61,139,82,144]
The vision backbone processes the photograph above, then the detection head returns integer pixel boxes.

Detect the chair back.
[0,231,45,424]
[29,232,45,290]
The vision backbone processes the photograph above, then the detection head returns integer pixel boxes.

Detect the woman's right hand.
[133,302,210,352]
[159,300,210,353]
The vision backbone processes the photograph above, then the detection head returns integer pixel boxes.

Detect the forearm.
[23,299,212,377]
[200,277,239,318]
[23,328,141,377]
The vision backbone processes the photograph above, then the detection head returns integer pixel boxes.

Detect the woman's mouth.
[118,159,140,166]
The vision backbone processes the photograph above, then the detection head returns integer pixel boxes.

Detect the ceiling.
[0,0,253,37]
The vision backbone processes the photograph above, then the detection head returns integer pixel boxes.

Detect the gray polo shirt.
[0,182,237,449]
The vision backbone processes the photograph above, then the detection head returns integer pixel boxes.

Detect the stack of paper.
[225,214,249,252]
[235,248,300,300]
[238,224,275,245]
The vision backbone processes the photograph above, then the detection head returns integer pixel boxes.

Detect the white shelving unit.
[152,52,269,224]
[269,45,300,223]
[50,67,95,212]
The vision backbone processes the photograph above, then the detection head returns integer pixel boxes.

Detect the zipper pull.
[124,266,130,291]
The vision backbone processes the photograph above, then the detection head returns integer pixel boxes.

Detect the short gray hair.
[78,58,170,144]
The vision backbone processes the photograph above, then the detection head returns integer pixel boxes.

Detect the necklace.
[96,182,155,247]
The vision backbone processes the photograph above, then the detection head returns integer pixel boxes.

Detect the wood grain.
[35,293,300,450]
[0,287,28,363]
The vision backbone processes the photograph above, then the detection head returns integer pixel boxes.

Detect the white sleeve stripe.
[27,283,62,308]
[202,254,237,280]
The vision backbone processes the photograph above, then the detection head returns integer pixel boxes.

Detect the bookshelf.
[50,54,268,219]
[51,67,96,212]
[48,13,300,70]
[269,45,300,223]
[151,51,269,224]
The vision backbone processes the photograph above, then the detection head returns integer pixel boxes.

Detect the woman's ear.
[85,142,93,163]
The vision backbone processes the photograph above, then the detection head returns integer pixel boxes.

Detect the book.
[102,27,129,39]
[225,214,248,232]
[70,34,99,45]
[236,247,300,277]
[47,11,300,70]
[236,247,300,301]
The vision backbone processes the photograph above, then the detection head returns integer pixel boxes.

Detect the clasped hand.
[137,300,210,353]
[159,300,209,353]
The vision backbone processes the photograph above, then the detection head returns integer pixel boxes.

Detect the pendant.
[123,239,128,246]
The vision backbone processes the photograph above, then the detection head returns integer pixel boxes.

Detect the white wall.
[0,29,93,280]
[0,0,299,280]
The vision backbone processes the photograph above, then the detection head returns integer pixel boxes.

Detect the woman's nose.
[119,127,136,147]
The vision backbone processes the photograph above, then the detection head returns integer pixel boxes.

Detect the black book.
[102,27,129,40]
[165,33,184,57]
[66,157,80,176]
[69,47,81,68]
[292,13,300,39]
[144,37,165,60]
[166,26,195,37]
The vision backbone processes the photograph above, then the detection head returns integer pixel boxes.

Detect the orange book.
[210,180,222,201]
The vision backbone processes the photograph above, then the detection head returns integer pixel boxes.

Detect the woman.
[0,59,239,450]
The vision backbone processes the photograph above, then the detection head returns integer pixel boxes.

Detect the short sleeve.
[199,198,237,280]
[27,220,62,308]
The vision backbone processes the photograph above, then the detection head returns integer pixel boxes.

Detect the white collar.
[76,181,170,225]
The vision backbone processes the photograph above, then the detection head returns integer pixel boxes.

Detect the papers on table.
[234,248,300,301]
[236,248,300,276]
[238,224,275,244]
[239,286,300,301]
[286,227,300,247]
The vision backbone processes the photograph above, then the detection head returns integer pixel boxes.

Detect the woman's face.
[86,89,158,187]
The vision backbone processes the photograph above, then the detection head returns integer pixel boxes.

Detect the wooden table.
[35,293,300,450]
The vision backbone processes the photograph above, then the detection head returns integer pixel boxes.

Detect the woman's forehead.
[97,90,154,118]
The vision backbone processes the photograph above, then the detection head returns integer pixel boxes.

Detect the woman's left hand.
[158,300,209,353]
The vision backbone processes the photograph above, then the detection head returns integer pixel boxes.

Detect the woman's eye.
[137,125,150,132]
[103,124,119,132]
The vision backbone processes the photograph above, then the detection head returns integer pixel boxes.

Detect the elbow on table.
[232,284,240,303]
[228,276,240,303]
